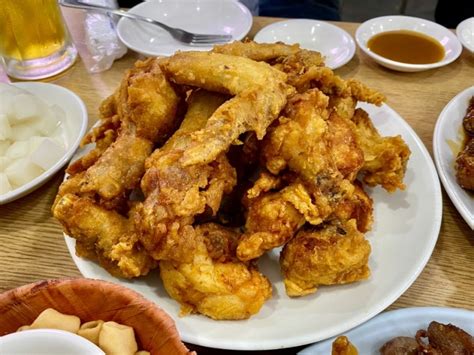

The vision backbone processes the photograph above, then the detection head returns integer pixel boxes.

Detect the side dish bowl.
[356,16,462,72]
[0,278,193,354]
[0,82,88,205]
[456,17,474,54]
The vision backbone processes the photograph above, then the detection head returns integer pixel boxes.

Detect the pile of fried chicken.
[455,95,474,191]
[53,41,410,320]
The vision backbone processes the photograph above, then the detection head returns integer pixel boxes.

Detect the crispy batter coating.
[332,336,359,355]
[160,223,272,320]
[159,51,292,166]
[53,194,156,278]
[212,40,301,61]
[280,219,371,297]
[352,108,411,192]
[455,139,474,190]
[135,91,237,262]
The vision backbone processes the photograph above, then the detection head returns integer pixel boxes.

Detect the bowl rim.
[355,15,463,71]
[0,82,88,205]
[456,17,474,53]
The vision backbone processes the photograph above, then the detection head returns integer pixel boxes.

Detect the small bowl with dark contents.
[356,16,462,72]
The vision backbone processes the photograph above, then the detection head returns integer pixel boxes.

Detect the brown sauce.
[367,30,445,64]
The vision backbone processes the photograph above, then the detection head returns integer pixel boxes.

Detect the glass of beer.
[0,0,77,80]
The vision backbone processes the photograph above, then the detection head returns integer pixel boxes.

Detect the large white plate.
[116,0,253,57]
[64,102,442,350]
[299,307,474,354]
[254,19,355,69]
[433,86,474,229]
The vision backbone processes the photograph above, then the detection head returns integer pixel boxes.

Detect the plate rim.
[253,18,356,69]
[355,15,463,71]
[298,306,474,354]
[62,102,442,350]
[433,85,474,229]
[116,0,253,57]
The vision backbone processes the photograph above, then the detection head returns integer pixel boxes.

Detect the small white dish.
[64,102,442,350]
[433,85,474,229]
[117,0,253,57]
[254,19,355,69]
[299,307,474,354]
[356,16,462,72]
[0,83,88,205]
[0,328,104,355]
[456,17,474,53]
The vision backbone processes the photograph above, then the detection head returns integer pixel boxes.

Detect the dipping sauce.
[367,30,445,64]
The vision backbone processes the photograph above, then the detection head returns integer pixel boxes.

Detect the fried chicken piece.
[53,194,156,278]
[352,108,411,192]
[212,40,301,61]
[327,112,365,181]
[332,181,374,233]
[159,223,272,320]
[332,336,359,355]
[135,91,237,262]
[455,139,474,190]
[380,337,419,355]
[159,51,292,166]
[237,188,305,261]
[280,219,371,297]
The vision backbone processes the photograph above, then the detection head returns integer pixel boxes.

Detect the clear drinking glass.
[0,0,77,80]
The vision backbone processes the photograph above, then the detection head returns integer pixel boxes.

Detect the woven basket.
[0,278,194,355]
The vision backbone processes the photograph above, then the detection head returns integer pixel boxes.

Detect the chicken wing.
[159,223,272,320]
[280,219,371,297]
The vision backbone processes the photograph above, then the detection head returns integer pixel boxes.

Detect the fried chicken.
[332,336,359,355]
[455,96,474,190]
[159,51,292,166]
[135,90,237,262]
[280,219,371,297]
[159,223,272,320]
[352,108,411,192]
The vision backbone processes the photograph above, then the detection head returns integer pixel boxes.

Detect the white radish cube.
[0,140,10,156]
[30,106,61,136]
[28,136,48,152]
[6,141,30,159]
[0,173,12,194]
[0,83,24,116]
[30,138,66,170]
[5,158,43,187]
[0,114,12,140]
[10,122,37,141]
[9,93,47,122]
[0,156,11,171]
[49,126,65,147]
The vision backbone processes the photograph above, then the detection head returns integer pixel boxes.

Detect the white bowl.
[0,329,104,355]
[433,85,474,229]
[356,16,462,72]
[254,19,355,69]
[117,0,253,57]
[456,17,474,53]
[0,83,88,205]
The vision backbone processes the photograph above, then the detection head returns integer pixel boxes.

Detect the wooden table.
[0,18,473,354]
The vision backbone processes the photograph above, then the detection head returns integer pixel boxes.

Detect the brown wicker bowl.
[0,278,194,355]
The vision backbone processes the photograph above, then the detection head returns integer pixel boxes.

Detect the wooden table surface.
[0,17,473,354]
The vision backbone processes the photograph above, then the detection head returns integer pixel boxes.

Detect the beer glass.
[0,0,77,80]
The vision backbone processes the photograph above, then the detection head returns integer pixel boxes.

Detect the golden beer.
[0,0,77,79]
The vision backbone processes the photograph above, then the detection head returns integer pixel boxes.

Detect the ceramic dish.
[456,17,474,53]
[0,83,87,205]
[254,19,355,69]
[0,329,104,355]
[63,102,442,350]
[433,86,474,229]
[117,0,252,57]
[299,307,474,354]
[356,16,462,72]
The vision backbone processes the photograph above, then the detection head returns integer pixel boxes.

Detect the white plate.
[299,307,474,354]
[117,0,252,57]
[0,83,88,205]
[64,103,441,350]
[0,329,104,355]
[254,19,355,69]
[433,86,474,229]
[356,16,462,72]
[456,17,474,53]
